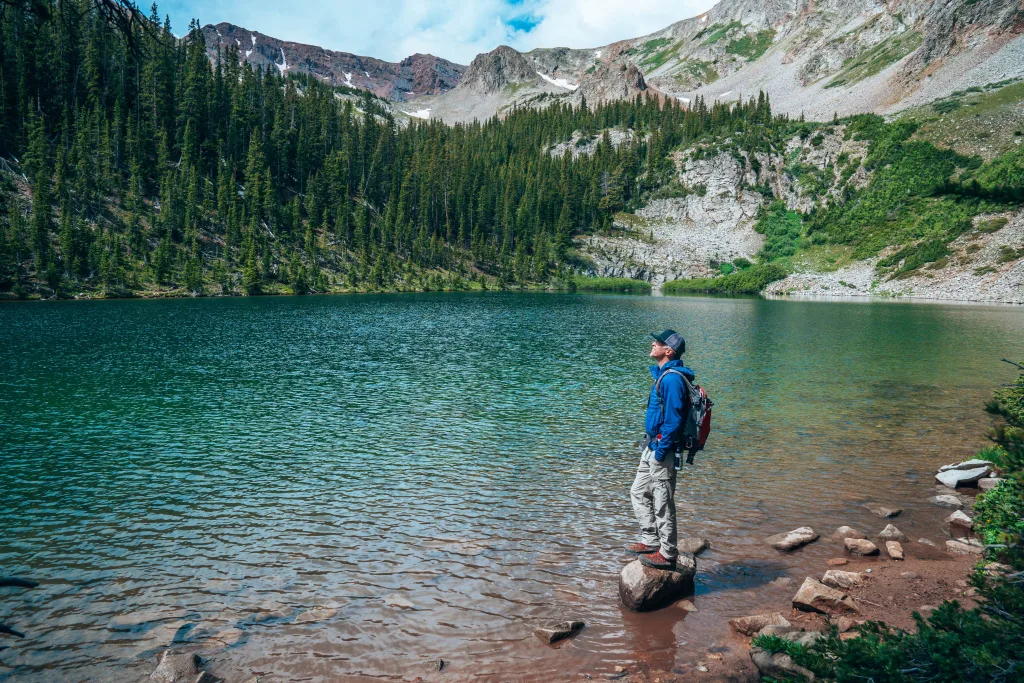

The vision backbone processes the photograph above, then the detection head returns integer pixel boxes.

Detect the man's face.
[650,340,674,361]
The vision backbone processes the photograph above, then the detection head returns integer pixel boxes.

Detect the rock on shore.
[792,577,859,615]
[930,495,964,509]
[728,612,791,637]
[947,510,974,530]
[844,538,879,555]
[935,460,992,488]
[618,554,696,612]
[821,570,866,591]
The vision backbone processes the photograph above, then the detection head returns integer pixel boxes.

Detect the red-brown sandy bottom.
[592,550,978,683]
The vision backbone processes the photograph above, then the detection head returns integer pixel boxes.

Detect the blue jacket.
[645,360,694,461]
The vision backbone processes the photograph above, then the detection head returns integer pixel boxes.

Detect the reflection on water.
[1,293,1023,681]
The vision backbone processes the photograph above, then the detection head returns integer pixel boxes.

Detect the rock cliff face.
[202,23,465,102]
[575,119,1024,304]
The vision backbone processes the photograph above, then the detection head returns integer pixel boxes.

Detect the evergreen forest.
[0,0,778,298]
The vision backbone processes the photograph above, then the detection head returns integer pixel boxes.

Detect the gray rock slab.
[618,554,696,612]
[936,466,991,488]
[979,478,1004,491]
[929,495,964,509]
[766,527,819,552]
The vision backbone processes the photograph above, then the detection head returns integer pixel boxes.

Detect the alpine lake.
[2,292,1024,682]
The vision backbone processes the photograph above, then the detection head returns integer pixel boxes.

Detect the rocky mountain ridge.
[201,23,464,102]
[208,0,1023,124]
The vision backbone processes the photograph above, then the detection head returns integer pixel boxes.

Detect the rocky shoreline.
[592,456,1003,683]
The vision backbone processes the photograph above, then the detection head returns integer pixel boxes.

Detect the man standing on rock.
[625,330,693,570]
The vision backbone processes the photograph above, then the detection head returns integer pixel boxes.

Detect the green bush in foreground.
[572,276,651,293]
[662,263,788,295]
[751,365,1024,682]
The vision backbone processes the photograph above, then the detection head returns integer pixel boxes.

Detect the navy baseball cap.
[650,329,685,356]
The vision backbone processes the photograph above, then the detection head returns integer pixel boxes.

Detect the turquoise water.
[2,293,1023,681]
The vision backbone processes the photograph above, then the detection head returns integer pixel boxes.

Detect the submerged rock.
[886,541,905,560]
[878,524,908,542]
[929,495,964,509]
[947,510,974,530]
[728,612,791,637]
[618,555,696,612]
[677,537,710,555]
[827,558,849,566]
[821,570,866,590]
[766,527,819,552]
[792,577,859,615]
[150,651,214,683]
[832,526,866,541]
[534,620,585,645]
[869,505,903,518]
[936,466,991,489]
[844,538,879,555]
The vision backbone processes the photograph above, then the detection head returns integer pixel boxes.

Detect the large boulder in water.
[618,554,696,612]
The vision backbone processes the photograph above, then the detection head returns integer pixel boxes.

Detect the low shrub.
[572,276,651,293]
[662,262,788,295]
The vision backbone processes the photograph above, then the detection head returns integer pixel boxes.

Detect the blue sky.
[158,0,716,64]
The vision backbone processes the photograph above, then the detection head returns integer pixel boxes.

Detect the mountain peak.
[461,45,536,93]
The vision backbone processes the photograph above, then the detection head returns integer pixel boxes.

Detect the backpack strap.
[650,368,691,421]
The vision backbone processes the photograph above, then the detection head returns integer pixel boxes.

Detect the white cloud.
[170,0,716,64]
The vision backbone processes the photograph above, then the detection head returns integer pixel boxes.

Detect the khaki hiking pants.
[630,447,678,560]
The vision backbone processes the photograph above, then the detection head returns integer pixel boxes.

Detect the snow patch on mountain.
[538,72,579,90]
[405,108,431,119]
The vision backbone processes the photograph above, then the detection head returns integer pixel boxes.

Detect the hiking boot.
[624,542,660,555]
[639,550,676,570]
